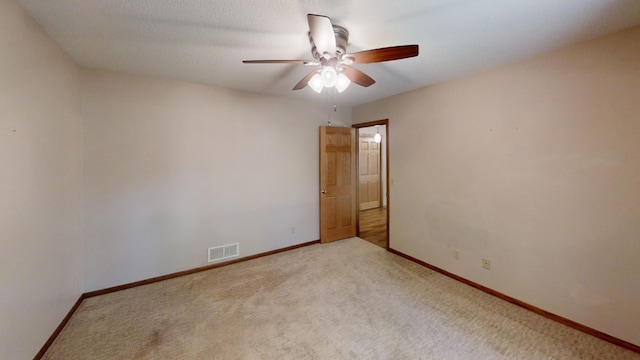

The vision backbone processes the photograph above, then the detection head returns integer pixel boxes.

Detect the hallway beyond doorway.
[358,207,387,248]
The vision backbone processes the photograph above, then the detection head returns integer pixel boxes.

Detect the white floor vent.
[208,243,239,263]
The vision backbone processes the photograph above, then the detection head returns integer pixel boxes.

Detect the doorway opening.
[353,120,389,249]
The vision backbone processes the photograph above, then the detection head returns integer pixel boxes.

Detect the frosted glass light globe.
[336,73,351,93]
[308,73,323,93]
[320,66,338,88]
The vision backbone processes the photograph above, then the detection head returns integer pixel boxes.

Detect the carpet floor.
[43,238,639,359]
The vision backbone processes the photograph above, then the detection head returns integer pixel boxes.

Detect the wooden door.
[319,126,356,243]
[359,134,381,210]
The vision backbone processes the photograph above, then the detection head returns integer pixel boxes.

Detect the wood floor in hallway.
[359,207,387,248]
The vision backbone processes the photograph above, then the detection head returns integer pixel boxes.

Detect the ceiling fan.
[243,14,419,93]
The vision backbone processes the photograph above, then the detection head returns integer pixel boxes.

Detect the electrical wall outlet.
[453,248,460,260]
[482,258,491,270]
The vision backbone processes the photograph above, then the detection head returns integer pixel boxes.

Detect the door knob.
[321,189,327,194]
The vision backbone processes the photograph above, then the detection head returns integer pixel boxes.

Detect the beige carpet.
[43,238,639,359]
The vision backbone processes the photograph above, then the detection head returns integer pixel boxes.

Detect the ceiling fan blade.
[308,14,336,57]
[342,66,375,87]
[293,69,320,90]
[346,45,419,64]
[243,60,318,65]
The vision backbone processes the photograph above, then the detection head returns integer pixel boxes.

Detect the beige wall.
[81,69,351,291]
[354,26,640,345]
[0,0,84,358]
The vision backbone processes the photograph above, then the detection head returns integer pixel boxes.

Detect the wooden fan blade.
[346,45,419,64]
[308,14,336,56]
[293,70,320,90]
[342,66,375,87]
[243,60,317,65]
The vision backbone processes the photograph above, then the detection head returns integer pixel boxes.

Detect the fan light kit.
[243,14,419,93]
[306,67,350,93]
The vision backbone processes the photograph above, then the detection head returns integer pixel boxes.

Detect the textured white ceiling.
[17,0,640,107]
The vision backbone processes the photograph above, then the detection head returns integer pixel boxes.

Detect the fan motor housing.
[309,25,349,59]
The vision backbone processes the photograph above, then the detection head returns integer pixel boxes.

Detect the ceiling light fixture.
[308,73,323,93]
[309,66,351,94]
[320,66,338,88]
[335,73,351,93]
[374,126,381,143]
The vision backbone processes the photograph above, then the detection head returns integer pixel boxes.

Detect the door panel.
[320,126,356,243]
[359,134,381,211]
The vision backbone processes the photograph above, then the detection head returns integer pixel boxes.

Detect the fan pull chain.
[325,87,340,126]
[326,86,332,126]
